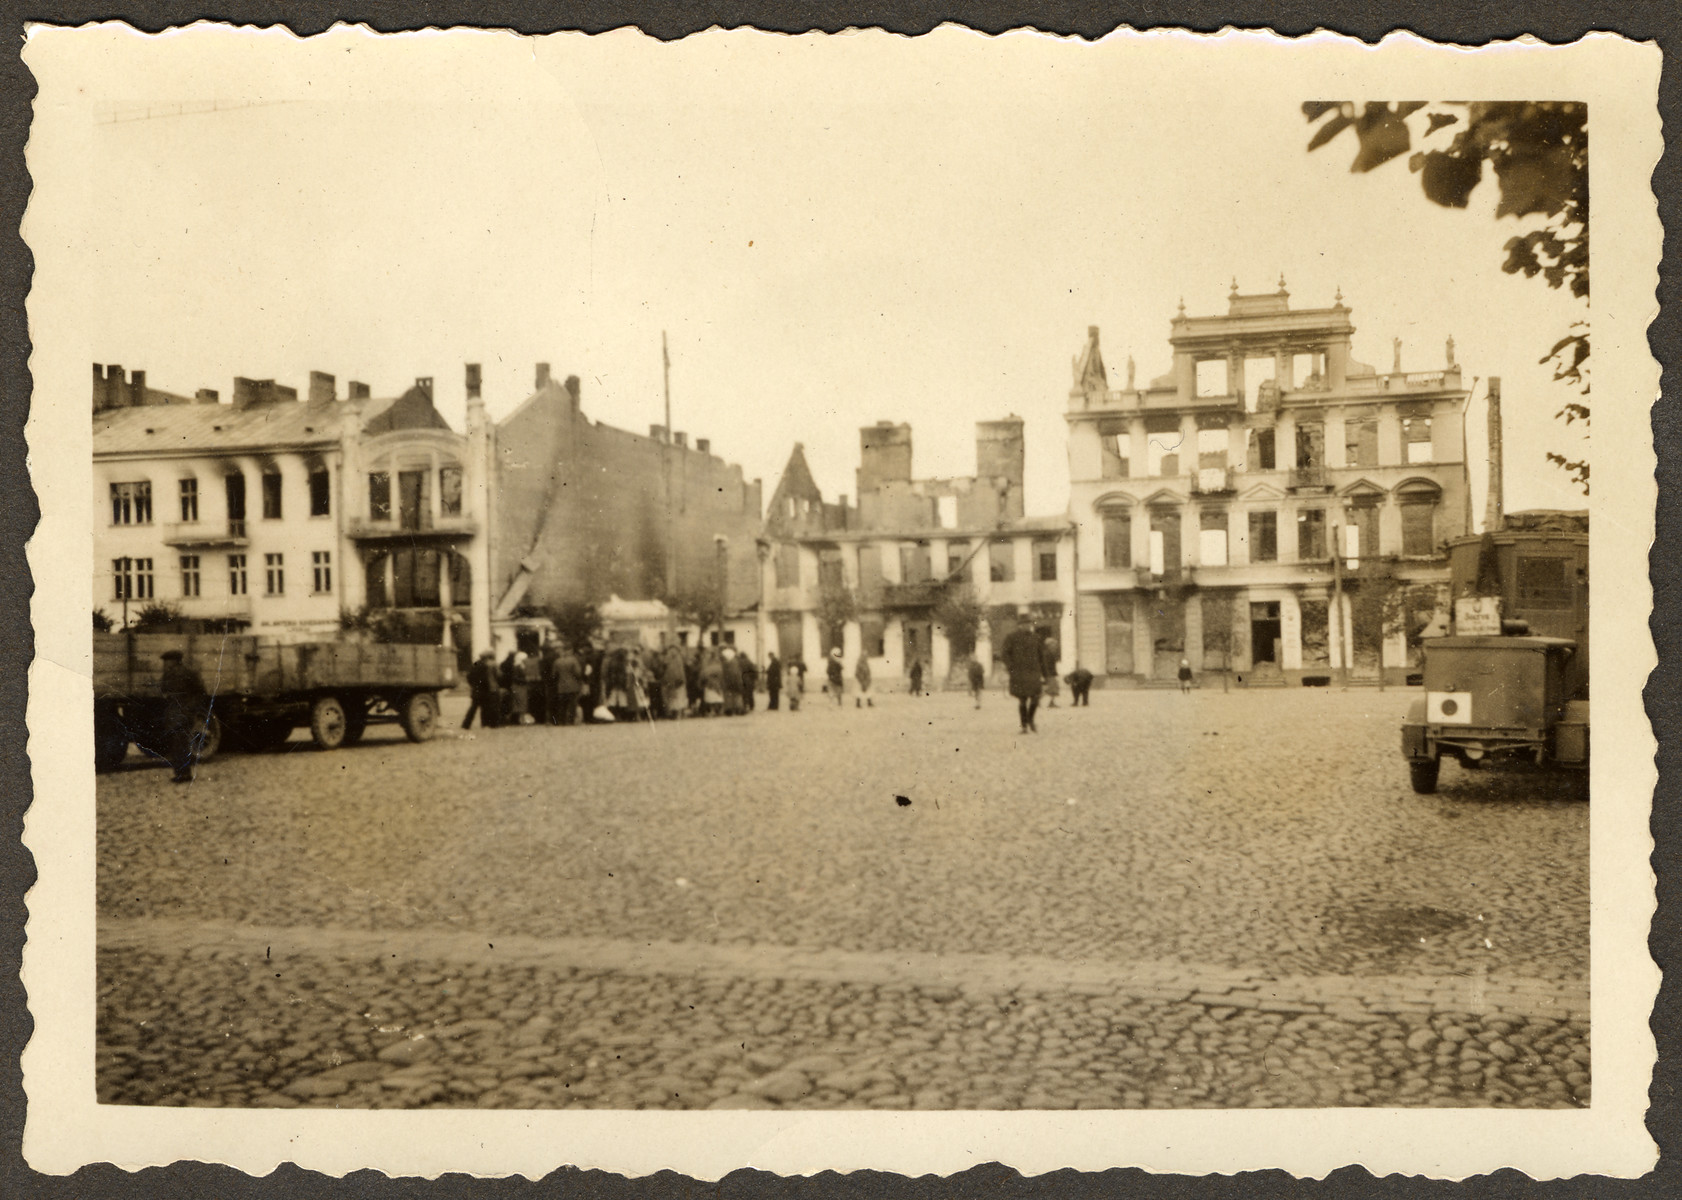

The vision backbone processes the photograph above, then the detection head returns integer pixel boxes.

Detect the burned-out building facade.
[1065,282,1467,685]
[760,419,1074,685]
[487,364,764,639]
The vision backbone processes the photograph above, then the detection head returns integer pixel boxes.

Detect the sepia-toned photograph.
[20,23,1661,1181]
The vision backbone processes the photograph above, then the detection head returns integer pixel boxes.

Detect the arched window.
[1095,497,1132,569]
[1395,480,1443,557]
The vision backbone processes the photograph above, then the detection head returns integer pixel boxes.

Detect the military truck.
[1400,512,1589,794]
[93,632,458,772]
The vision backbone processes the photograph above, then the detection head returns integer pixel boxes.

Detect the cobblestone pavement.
[96,687,1589,1109]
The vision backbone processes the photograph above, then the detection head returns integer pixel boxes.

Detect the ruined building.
[1064,281,1468,684]
[760,418,1073,684]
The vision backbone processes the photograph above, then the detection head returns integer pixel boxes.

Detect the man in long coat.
[1000,611,1043,733]
[765,652,782,710]
[158,649,210,782]
[463,650,500,729]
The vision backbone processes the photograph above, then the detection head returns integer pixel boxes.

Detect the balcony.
[1191,467,1234,495]
[346,515,479,542]
[161,520,248,548]
[881,580,945,609]
[1288,465,1332,492]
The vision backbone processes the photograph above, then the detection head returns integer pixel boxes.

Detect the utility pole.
[662,332,677,643]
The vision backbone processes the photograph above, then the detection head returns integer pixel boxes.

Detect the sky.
[67,25,1590,519]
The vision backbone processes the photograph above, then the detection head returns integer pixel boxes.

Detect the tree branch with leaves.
[1304,101,1589,492]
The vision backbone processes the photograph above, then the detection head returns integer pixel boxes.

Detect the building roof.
[93,394,402,458]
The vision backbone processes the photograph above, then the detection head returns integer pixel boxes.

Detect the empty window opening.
[1195,359,1228,398]
[988,540,1015,583]
[1345,418,1379,467]
[936,494,958,529]
[1100,433,1129,479]
[1248,427,1276,471]
[1297,509,1327,559]
[1243,357,1276,411]
[309,468,331,517]
[1404,416,1435,464]
[1102,512,1132,569]
[1248,510,1278,562]
[261,471,282,520]
[1199,509,1229,567]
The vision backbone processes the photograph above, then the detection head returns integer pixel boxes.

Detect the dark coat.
[765,654,782,693]
[1000,628,1043,699]
[467,658,497,697]
[551,650,582,694]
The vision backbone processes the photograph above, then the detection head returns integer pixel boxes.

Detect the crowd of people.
[463,638,814,728]
[461,613,1100,733]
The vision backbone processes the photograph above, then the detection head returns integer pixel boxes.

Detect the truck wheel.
[95,710,129,773]
[309,695,349,750]
[1409,756,1441,795]
[193,713,223,763]
[342,701,369,747]
[399,692,439,743]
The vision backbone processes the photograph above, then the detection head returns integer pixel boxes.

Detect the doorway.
[1250,600,1282,666]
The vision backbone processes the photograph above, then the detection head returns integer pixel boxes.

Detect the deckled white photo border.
[19,23,1662,1180]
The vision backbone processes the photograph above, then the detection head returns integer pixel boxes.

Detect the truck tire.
[95,708,129,773]
[193,713,223,763]
[1409,755,1441,795]
[309,695,349,750]
[399,692,439,743]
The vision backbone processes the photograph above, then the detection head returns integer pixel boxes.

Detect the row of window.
[1098,416,1435,480]
[368,468,463,529]
[111,552,333,600]
[110,471,331,526]
[774,539,1060,591]
[1099,502,1436,570]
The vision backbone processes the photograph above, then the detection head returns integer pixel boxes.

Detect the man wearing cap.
[463,650,500,729]
[999,607,1044,734]
[158,649,210,783]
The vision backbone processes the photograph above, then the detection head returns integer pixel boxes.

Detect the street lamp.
[1331,499,1355,688]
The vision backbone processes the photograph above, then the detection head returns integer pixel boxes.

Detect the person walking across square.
[967,655,986,708]
[1001,610,1043,733]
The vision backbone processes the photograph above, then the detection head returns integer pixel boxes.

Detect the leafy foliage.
[1304,101,1589,492]
[339,605,446,645]
[93,608,114,633]
[546,600,604,653]
[132,603,186,631]
[815,577,857,646]
[932,585,984,658]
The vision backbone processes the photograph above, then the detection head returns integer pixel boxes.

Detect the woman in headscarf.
[662,642,688,718]
[699,648,725,716]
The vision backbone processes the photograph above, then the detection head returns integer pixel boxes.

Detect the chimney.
[106,364,125,409]
[347,381,370,400]
[674,432,687,448]
[308,371,336,405]
[535,362,551,390]
[92,364,110,412]
[650,424,668,441]
[696,437,710,454]
[563,375,581,410]
[232,377,260,408]
[1485,377,1503,533]
[465,363,482,400]
[195,388,219,405]
[415,377,433,397]
[130,370,146,401]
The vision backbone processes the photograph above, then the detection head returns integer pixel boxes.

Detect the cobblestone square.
[96,686,1588,1110]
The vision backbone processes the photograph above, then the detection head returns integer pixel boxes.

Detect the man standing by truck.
[158,649,209,783]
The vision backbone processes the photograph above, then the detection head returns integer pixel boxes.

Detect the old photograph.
[21,24,1660,1180]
